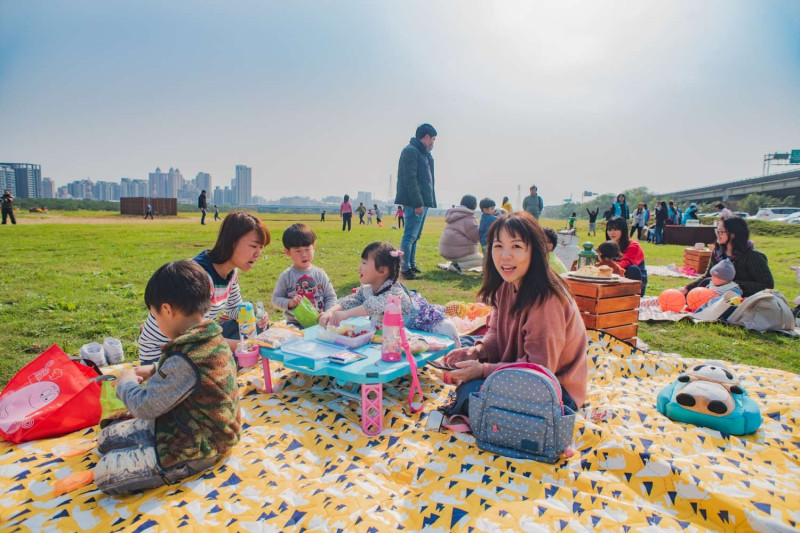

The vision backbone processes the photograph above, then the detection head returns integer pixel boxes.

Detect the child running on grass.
[95,261,240,495]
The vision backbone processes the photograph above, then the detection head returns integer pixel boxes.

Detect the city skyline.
[1,2,799,209]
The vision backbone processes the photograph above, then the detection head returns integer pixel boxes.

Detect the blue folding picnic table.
[259,325,454,435]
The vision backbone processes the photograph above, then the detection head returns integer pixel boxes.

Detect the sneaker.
[447,262,462,274]
[411,266,422,274]
[401,270,418,280]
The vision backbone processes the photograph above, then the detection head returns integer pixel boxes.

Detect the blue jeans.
[400,206,428,272]
[624,263,648,296]
[654,223,664,244]
[200,208,206,224]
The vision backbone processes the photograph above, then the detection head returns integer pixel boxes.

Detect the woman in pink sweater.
[444,212,588,409]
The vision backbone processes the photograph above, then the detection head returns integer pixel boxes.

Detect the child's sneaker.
[448,262,462,274]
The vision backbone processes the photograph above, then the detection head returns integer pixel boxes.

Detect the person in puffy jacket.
[439,195,482,273]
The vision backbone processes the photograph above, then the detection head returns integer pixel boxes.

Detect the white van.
[754,207,800,221]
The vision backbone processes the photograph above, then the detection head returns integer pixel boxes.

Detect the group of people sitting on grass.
[95,209,774,494]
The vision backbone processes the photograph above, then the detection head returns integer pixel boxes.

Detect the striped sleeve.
[223,270,242,319]
[137,311,169,365]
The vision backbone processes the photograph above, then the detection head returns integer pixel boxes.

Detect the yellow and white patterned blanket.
[2,331,799,531]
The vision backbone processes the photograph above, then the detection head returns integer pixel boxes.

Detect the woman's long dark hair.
[207,211,270,264]
[478,212,569,316]
[605,216,632,252]
[718,216,750,258]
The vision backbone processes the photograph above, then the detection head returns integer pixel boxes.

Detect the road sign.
[791,150,800,164]
[773,153,790,160]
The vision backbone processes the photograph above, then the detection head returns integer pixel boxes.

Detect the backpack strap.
[442,414,471,433]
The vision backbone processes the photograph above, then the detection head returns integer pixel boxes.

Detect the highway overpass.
[666,169,800,205]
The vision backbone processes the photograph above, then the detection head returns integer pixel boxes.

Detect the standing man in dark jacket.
[1,189,16,225]
[522,185,544,219]
[395,123,437,279]
[198,190,208,225]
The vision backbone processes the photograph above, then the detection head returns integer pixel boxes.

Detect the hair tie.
[389,250,404,258]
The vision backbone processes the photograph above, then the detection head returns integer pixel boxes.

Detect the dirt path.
[15,214,198,225]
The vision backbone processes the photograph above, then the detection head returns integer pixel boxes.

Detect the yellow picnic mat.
[2,331,799,531]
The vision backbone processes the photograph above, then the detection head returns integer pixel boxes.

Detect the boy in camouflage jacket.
[95,260,240,495]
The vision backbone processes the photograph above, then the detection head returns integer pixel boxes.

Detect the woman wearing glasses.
[681,216,774,297]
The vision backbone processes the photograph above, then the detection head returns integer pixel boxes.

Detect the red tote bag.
[0,344,103,444]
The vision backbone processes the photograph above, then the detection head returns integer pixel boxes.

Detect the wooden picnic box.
[563,275,642,345]
[683,248,712,274]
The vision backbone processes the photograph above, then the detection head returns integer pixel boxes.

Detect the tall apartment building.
[235,165,251,206]
[93,181,120,201]
[120,178,149,197]
[0,165,15,195]
[213,186,224,206]
[0,162,42,198]
[42,178,55,198]
[195,172,212,193]
[148,167,182,198]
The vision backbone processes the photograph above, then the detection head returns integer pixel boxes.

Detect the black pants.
[358,214,365,224]
[397,216,404,228]
[2,209,15,225]
[342,213,352,231]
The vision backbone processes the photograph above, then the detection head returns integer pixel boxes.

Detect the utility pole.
[388,174,393,201]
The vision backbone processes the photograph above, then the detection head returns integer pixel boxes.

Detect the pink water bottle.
[381,294,403,362]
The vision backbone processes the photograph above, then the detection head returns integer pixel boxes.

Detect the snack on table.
[253,325,303,348]
[444,301,491,319]
[575,265,613,278]
[326,317,372,338]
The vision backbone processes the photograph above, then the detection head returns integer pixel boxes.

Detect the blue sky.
[1,1,799,208]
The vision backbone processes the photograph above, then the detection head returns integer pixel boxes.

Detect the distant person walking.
[144,203,154,220]
[198,190,208,225]
[320,209,326,222]
[501,196,513,214]
[395,206,404,228]
[1,189,16,225]
[214,205,220,221]
[340,194,353,231]
[366,209,373,225]
[654,201,668,244]
[395,123,438,279]
[374,204,383,227]
[522,185,543,219]
[357,202,367,224]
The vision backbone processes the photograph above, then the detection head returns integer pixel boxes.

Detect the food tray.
[566,272,622,283]
[316,327,376,349]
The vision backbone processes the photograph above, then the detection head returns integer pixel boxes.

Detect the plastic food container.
[235,343,260,367]
[316,328,375,349]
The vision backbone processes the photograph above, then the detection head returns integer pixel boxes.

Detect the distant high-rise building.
[356,191,372,205]
[0,163,42,198]
[213,186,224,206]
[223,186,233,206]
[195,172,212,193]
[148,166,182,198]
[0,165,15,195]
[235,165,252,206]
[42,178,55,198]
[93,181,120,201]
[67,179,93,200]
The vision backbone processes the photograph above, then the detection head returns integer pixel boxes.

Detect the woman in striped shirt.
[137,211,271,364]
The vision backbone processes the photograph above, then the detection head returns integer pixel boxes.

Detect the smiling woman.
[443,212,588,412]
[137,211,271,364]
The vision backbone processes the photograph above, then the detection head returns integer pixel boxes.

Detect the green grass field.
[0,210,797,385]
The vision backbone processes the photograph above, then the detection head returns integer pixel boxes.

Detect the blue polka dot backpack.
[468,363,576,463]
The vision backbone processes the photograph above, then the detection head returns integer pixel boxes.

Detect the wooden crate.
[683,248,712,274]
[563,276,641,344]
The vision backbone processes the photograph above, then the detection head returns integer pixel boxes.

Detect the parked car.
[774,212,800,223]
[733,212,749,219]
[754,207,800,221]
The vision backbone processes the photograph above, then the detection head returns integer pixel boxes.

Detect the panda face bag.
[656,362,762,435]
